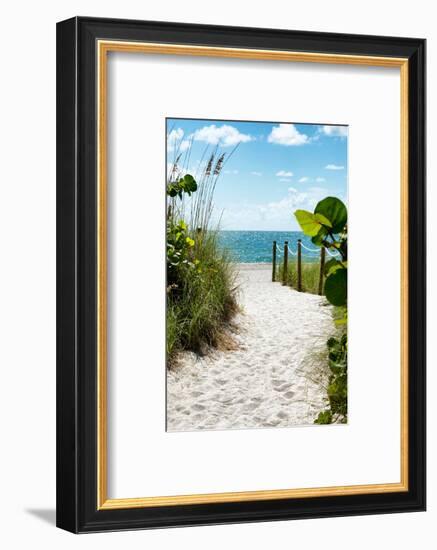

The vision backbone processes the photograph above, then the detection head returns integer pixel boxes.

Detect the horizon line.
[218,228,304,232]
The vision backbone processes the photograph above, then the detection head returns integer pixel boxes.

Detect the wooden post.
[282,241,288,285]
[297,239,302,292]
[318,246,326,295]
[272,241,277,282]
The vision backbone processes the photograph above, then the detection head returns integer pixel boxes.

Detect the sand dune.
[167,264,334,431]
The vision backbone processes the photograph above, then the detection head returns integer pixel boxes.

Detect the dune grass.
[167,231,238,362]
[166,141,239,366]
[277,261,321,295]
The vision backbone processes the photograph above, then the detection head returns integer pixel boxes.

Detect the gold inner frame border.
[96,40,409,510]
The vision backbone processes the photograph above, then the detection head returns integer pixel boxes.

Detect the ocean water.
[217,231,322,264]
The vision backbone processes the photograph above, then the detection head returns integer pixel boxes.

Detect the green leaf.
[324,258,342,277]
[324,267,347,307]
[294,210,323,236]
[167,174,197,199]
[186,174,197,187]
[311,227,328,246]
[334,317,347,326]
[327,337,339,349]
[315,197,347,233]
[180,174,197,193]
[314,212,332,228]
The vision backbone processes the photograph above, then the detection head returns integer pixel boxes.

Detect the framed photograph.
[57,17,426,533]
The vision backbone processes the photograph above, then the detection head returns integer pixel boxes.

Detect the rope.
[300,242,320,253]
[274,242,341,259]
[326,248,340,257]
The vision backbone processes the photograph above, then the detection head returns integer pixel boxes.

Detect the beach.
[167,263,334,431]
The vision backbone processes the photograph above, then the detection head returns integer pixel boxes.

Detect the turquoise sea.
[217,231,322,264]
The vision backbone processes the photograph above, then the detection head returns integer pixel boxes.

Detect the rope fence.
[272,239,341,294]
[300,242,320,253]
[273,242,340,258]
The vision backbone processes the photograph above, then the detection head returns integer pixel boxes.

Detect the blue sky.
[167,118,348,231]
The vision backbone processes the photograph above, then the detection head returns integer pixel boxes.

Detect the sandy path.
[167,264,334,431]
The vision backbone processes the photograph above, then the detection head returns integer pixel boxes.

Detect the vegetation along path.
[167,264,334,431]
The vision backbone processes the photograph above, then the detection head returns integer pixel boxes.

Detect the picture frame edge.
[56,16,426,534]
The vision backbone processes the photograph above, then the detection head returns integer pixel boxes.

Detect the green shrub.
[314,331,347,424]
[294,196,348,423]
[167,230,237,359]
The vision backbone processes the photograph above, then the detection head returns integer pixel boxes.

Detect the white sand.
[167,264,334,431]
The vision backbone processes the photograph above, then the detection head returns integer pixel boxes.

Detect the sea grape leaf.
[314,213,332,228]
[324,258,343,277]
[315,197,347,233]
[311,227,328,246]
[324,267,347,307]
[294,210,324,236]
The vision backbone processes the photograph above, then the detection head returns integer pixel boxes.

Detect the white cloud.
[316,177,326,182]
[251,171,262,176]
[216,186,330,231]
[268,124,309,146]
[325,164,345,170]
[320,125,348,137]
[276,170,293,177]
[299,177,309,183]
[263,187,329,220]
[279,178,291,183]
[168,128,183,141]
[224,169,239,175]
[167,128,190,152]
[193,124,253,146]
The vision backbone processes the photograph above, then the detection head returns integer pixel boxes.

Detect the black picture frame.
[57,16,426,533]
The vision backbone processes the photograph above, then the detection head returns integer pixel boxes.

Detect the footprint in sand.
[166,265,333,432]
[244,402,259,411]
[274,382,293,392]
